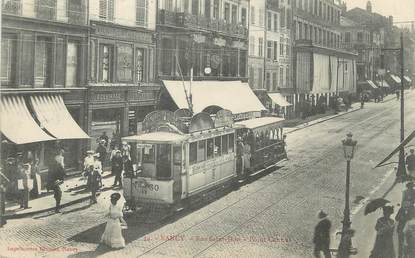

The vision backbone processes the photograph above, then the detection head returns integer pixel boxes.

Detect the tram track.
[135,100,405,257]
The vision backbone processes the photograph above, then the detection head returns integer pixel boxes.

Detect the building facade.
[87,0,159,152]
[292,0,357,116]
[1,0,89,172]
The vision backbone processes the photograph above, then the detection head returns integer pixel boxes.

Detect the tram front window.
[156,144,172,179]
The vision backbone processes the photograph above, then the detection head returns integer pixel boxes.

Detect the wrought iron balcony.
[2,0,21,15]
[158,9,248,39]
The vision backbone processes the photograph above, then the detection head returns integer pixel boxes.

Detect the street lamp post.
[338,133,357,258]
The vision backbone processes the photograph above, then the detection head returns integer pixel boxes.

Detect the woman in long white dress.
[101,192,126,249]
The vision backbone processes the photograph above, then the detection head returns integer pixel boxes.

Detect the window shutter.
[108,0,114,21]
[99,0,107,19]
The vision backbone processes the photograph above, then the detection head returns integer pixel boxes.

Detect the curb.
[285,107,360,135]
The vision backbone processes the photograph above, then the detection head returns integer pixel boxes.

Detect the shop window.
[1,34,17,86]
[100,44,114,82]
[36,0,57,20]
[136,48,145,82]
[21,33,34,86]
[143,144,155,163]
[189,142,197,164]
[99,0,114,21]
[231,5,237,24]
[35,36,53,88]
[136,0,147,26]
[205,139,213,159]
[66,41,79,87]
[197,140,206,162]
[214,136,221,156]
[228,134,234,152]
[192,0,199,15]
[230,51,238,77]
[117,44,133,82]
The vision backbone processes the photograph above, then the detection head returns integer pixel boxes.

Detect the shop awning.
[404,76,412,83]
[123,132,189,144]
[376,81,390,88]
[375,130,415,168]
[268,93,293,107]
[0,96,55,144]
[235,117,285,130]
[390,74,401,84]
[367,80,378,89]
[162,80,266,114]
[30,95,89,140]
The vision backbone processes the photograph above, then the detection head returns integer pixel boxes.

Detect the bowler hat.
[318,210,328,219]
[110,192,121,200]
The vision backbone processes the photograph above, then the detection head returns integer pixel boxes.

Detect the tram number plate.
[136,183,160,194]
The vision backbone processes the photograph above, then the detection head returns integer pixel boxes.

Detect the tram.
[122,109,286,210]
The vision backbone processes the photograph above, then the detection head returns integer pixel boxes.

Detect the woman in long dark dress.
[370,206,396,258]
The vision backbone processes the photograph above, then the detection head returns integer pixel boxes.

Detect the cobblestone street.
[1,92,414,258]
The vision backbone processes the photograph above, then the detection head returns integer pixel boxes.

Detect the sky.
[345,0,415,25]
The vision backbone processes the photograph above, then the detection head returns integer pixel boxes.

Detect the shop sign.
[93,23,153,44]
[213,37,227,47]
[93,92,123,102]
[233,111,259,121]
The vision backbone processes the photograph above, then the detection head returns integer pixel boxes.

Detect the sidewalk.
[3,171,118,219]
[283,93,397,135]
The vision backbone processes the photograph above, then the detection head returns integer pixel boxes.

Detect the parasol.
[364,198,390,215]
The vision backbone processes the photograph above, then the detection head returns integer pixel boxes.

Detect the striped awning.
[0,96,54,144]
[30,95,89,139]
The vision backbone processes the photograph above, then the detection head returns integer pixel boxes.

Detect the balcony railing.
[2,0,21,15]
[159,10,248,39]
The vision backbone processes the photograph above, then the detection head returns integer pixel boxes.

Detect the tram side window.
[197,140,206,162]
[189,142,197,165]
[207,138,214,159]
[222,135,228,154]
[228,134,234,152]
[214,136,221,156]
[173,145,182,165]
[156,144,172,179]
[143,145,155,163]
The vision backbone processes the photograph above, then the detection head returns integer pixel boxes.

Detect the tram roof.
[123,132,189,144]
[234,117,285,130]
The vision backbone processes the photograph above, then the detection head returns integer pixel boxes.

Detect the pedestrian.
[100,192,126,249]
[93,154,103,188]
[111,150,123,187]
[17,163,32,209]
[97,132,109,148]
[402,181,415,208]
[123,155,134,178]
[360,95,365,109]
[121,141,131,160]
[403,208,415,257]
[283,134,289,160]
[30,159,41,198]
[396,90,400,100]
[83,150,95,172]
[370,205,396,258]
[396,205,414,258]
[96,140,107,168]
[85,165,101,205]
[47,155,65,213]
[110,145,120,164]
[405,149,415,179]
[236,137,244,177]
[313,210,332,258]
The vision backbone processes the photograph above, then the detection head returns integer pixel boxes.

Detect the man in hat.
[406,149,415,179]
[121,141,131,160]
[111,150,123,187]
[17,163,32,209]
[96,140,107,168]
[85,165,101,205]
[47,156,65,213]
[313,210,332,258]
[402,181,415,208]
[83,150,95,172]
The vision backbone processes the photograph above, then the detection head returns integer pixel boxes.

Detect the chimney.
[366,1,372,13]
